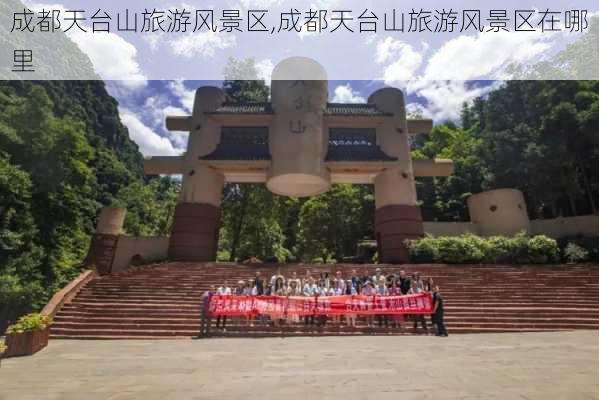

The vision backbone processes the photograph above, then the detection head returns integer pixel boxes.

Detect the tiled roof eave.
[208,102,392,117]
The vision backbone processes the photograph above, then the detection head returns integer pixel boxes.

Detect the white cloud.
[169,80,196,113]
[255,59,274,84]
[142,32,166,52]
[331,84,365,103]
[376,38,423,82]
[120,108,181,157]
[422,31,553,81]
[171,31,236,58]
[406,102,431,119]
[375,29,555,121]
[143,93,190,150]
[68,31,147,84]
[27,2,147,84]
[405,80,502,121]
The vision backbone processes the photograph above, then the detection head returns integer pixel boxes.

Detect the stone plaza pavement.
[1,331,598,400]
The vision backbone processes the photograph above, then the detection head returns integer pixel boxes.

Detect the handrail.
[41,270,97,319]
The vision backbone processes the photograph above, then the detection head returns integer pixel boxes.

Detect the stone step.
[50,328,199,337]
[51,262,599,339]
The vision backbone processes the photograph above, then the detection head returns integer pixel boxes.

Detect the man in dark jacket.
[254,271,264,295]
[432,285,448,337]
[399,270,411,295]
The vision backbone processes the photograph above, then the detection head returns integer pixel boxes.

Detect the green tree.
[115,178,180,236]
[296,185,373,262]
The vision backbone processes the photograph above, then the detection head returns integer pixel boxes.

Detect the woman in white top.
[216,281,231,330]
[302,277,317,326]
[270,268,285,289]
[303,277,318,296]
[271,277,286,327]
[288,271,302,289]
[329,279,343,325]
[286,280,301,324]
[409,280,428,332]
[217,281,232,295]
[317,279,328,296]
[287,280,301,296]
[409,279,423,294]
[361,281,376,327]
[274,277,286,296]
[345,279,358,328]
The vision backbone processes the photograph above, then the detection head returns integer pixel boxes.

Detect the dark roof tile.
[200,127,397,162]
[209,102,391,117]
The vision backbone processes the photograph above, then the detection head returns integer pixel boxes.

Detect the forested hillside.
[0,81,178,331]
[415,81,599,221]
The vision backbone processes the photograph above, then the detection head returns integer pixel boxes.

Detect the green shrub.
[558,236,599,262]
[216,250,231,262]
[434,234,486,264]
[406,236,439,263]
[5,313,52,334]
[485,236,520,263]
[527,235,560,264]
[408,233,561,265]
[563,243,590,263]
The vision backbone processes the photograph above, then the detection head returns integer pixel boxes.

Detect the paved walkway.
[1,331,599,400]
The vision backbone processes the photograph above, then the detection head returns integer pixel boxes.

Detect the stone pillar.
[85,207,125,275]
[266,57,331,197]
[169,86,226,262]
[370,88,423,264]
[96,207,126,235]
[468,189,530,236]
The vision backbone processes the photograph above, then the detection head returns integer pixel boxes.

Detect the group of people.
[202,268,448,337]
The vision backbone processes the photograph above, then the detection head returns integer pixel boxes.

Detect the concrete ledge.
[111,236,169,274]
[41,270,96,319]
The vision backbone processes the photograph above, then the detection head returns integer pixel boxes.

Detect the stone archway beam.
[406,119,433,135]
[166,116,193,132]
[412,159,454,177]
[143,156,185,176]
[165,114,432,135]
[187,158,453,184]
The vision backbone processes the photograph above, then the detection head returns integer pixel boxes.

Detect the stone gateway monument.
[144,57,454,263]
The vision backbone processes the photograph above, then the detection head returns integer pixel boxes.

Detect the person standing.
[216,281,232,331]
[361,281,376,327]
[350,269,361,291]
[235,280,246,295]
[432,285,448,337]
[399,270,411,295]
[303,277,318,326]
[253,271,265,295]
[328,279,344,325]
[335,270,346,293]
[413,272,424,292]
[409,280,428,333]
[375,278,389,328]
[372,268,387,290]
[200,285,216,337]
[345,279,358,328]
[388,281,404,329]
[288,271,302,290]
[270,268,285,289]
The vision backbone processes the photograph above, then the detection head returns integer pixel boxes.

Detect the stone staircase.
[50,263,599,339]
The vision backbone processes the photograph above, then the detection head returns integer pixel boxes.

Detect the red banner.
[208,294,433,317]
